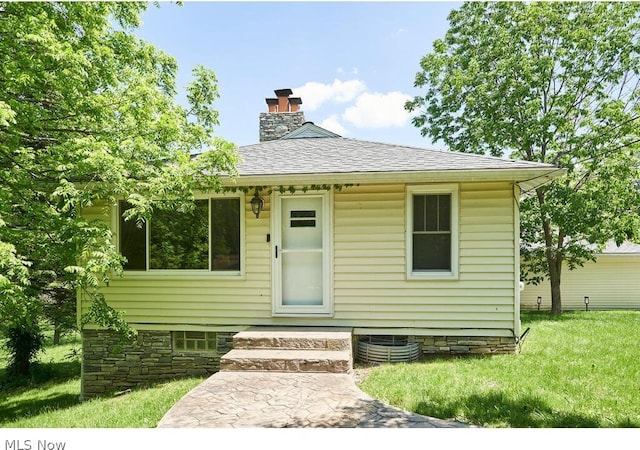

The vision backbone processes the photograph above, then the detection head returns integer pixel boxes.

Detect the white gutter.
[220,167,564,191]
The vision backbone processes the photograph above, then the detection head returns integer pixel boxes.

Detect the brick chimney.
[259,89,305,142]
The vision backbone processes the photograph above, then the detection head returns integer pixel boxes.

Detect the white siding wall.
[81,182,519,336]
[521,256,640,310]
[333,182,517,336]
[79,196,273,330]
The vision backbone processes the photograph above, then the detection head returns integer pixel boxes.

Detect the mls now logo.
[6,441,66,450]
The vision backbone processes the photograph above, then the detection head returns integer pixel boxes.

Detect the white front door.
[273,192,332,315]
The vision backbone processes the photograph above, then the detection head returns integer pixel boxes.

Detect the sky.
[135,1,462,150]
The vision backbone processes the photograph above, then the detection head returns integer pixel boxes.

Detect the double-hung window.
[406,185,458,279]
[118,195,243,274]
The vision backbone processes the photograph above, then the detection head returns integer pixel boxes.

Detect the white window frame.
[115,192,245,278]
[406,184,459,280]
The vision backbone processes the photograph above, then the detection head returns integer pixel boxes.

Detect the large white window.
[118,195,243,274]
[406,184,459,279]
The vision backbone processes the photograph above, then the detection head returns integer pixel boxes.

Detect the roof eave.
[221,167,565,190]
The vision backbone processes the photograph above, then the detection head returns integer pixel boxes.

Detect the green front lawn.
[0,334,203,428]
[1,311,638,427]
[357,311,640,427]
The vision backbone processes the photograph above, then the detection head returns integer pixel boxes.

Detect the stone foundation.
[81,330,234,399]
[413,336,517,356]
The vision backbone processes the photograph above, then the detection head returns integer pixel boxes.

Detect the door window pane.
[282,252,323,306]
[282,197,322,249]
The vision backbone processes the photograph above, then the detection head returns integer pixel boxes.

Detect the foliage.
[0,335,203,428]
[0,2,237,370]
[2,313,639,428]
[41,289,77,345]
[148,200,209,270]
[407,2,640,313]
[358,311,640,428]
[0,332,81,390]
[2,376,204,428]
[3,325,45,377]
[222,184,356,195]
[0,242,45,375]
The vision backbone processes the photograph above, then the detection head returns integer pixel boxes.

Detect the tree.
[0,2,237,375]
[407,2,640,314]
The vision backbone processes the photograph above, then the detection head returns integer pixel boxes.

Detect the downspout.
[513,183,521,339]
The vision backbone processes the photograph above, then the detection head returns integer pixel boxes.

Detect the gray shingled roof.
[235,136,556,176]
[281,122,341,139]
[603,241,640,254]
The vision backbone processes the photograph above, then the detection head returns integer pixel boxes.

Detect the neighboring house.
[521,241,640,311]
[79,89,562,397]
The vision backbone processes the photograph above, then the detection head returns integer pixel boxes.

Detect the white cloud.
[342,91,412,128]
[294,79,367,111]
[318,115,347,136]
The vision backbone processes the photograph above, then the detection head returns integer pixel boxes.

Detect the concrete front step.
[220,349,352,373]
[232,327,353,351]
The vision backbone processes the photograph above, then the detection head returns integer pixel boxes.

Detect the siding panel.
[332,182,517,334]
[87,182,518,335]
[521,255,640,310]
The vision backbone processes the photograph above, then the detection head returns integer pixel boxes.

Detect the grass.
[1,311,638,428]
[357,311,640,428]
[0,333,204,428]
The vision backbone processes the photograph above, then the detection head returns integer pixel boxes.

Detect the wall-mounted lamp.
[584,296,589,312]
[250,189,264,219]
[537,296,542,311]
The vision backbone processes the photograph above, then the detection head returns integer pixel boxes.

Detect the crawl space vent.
[357,336,419,364]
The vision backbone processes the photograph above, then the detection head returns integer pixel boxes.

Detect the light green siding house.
[521,242,640,311]
[79,89,561,397]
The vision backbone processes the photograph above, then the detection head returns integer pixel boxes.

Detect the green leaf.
[408,1,640,312]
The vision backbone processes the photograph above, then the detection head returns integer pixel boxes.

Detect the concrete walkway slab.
[157,371,471,428]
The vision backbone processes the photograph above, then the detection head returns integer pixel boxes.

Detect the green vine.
[222,184,357,195]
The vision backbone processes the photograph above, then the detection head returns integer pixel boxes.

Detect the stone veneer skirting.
[82,330,517,398]
[412,336,517,355]
[353,335,517,362]
[81,330,234,399]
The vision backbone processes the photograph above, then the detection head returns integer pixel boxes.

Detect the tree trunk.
[53,327,61,346]
[8,328,36,377]
[537,187,563,314]
[12,354,31,377]
[548,253,563,315]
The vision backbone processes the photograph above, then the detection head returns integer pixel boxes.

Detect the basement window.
[173,331,217,352]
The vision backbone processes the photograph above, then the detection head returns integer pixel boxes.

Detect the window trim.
[115,192,245,278]
[406,184,459,280]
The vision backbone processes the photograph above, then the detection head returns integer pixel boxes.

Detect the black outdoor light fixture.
[537,296,542,311]
[250,189,264,219]
[584,296,589,311]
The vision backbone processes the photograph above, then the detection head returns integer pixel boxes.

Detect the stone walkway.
[157,371,470,428]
